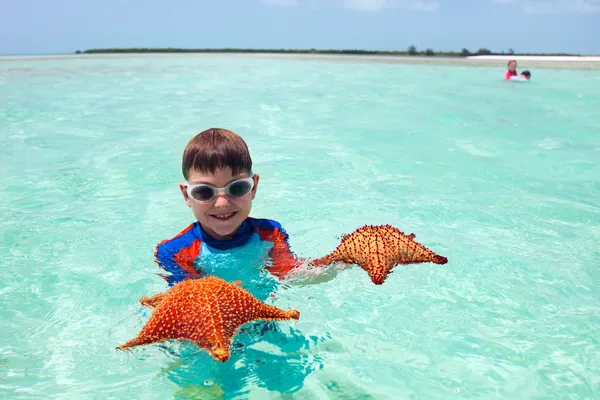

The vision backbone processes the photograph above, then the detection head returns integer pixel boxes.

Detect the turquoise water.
[1,54,599,399]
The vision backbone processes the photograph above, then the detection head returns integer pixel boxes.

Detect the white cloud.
[261,0,298,6]
[345,0,440,12]
[493,0,600,13]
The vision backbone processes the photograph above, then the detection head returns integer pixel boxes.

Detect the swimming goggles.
[185,176,255,202]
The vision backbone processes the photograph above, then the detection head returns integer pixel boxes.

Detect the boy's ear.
[251,174,260,200]
[179,183,192,208]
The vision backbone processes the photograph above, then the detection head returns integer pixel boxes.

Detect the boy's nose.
[214,194,230,208]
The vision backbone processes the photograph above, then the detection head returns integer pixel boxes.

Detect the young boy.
[155,128,301,286]
[505,60,518,80]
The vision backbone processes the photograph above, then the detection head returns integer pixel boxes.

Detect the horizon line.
[73,47,594,57]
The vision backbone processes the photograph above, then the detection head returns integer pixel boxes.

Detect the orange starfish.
[116,276,300,362]
[314,224,448,285]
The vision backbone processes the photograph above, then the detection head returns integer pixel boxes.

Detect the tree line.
[75,46,581,57]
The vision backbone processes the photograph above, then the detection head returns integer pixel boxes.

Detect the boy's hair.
[521,70,531,78]
[182,128,253,180]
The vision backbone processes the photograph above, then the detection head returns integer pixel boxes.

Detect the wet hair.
[182,128,253,180]
[521,70,531,78]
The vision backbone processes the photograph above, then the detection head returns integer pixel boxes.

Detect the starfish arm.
[140,293,165,308]
[254,303,301,321]
[198,290,231,362]
[116,335,161,350]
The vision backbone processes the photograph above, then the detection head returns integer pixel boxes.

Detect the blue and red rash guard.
[505,70,518,80]
[154,217,300,286]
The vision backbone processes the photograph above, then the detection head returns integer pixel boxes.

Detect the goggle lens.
[228,180,253,198]
[187,177,254,202]
[190,185,217,202]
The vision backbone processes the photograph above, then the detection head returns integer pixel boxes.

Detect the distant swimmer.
[505,59,518,80]
[510,70,531,81]
[505,59,531,81]
[519,70,531,80]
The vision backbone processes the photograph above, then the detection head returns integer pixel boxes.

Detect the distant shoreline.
[78,47,592,58]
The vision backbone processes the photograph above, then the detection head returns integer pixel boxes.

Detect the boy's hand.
[265,240,305,279]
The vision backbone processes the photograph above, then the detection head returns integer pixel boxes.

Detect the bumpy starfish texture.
[314,224,447,285]
[117,276,300,362]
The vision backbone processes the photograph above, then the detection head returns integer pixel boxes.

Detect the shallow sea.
[1,54,599,399]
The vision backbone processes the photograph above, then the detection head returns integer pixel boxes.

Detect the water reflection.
[160,322,324,398]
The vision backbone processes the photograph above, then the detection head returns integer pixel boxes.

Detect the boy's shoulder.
[246,217,284,230]
[153,218,294,284]
[155,218,288,252]
[246,217,289,242]
[158,221,199,243]
[155,222,201,257]
[154,222,203,281]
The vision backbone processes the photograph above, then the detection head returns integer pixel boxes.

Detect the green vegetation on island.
[76,46,583,57]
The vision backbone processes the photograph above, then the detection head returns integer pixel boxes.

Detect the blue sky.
[1,0,599,55]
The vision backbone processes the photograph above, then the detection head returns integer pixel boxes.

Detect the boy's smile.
[211,212,236,221]
[180,167,259,240]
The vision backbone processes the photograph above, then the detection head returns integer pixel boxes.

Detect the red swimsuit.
[505,70,518,80]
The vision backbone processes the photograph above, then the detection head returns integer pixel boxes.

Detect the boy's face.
[180,167,259,240]
[508,61,517,71]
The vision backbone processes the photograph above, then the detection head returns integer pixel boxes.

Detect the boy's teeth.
[213,213,233,219]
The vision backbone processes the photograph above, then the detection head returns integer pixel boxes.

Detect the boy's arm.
[265,235,305,279]
[261,226,352,283]
[253,221,307,280]
[154,237,204,286]
[284,262,354,286]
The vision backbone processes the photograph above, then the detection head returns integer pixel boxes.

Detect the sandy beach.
[468,55,600,62]
[1,53,600,70]
[466,55,600,69]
